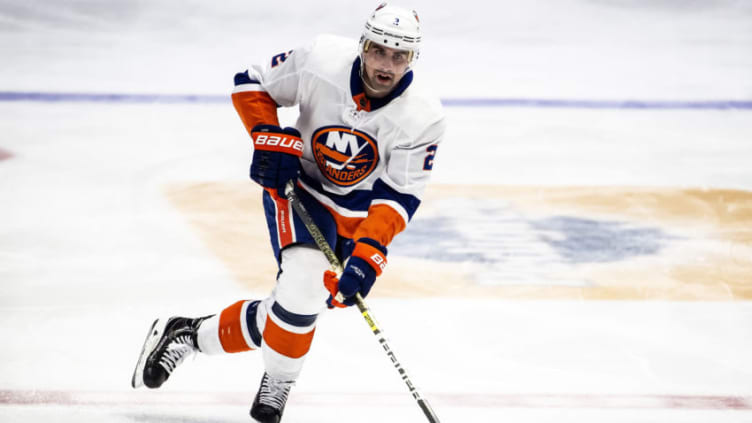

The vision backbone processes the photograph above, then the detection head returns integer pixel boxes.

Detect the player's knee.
[275,245,331,314]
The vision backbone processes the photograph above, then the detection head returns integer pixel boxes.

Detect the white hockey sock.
[196,314,224,355]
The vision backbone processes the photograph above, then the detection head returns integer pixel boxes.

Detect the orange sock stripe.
[262,317,315,359]
[219,300,253,353]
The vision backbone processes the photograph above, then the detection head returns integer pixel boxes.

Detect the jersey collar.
[350,56,413,112]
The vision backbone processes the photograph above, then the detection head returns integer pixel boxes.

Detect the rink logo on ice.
[389,198,679,286]
[312,126,379,187]
[527,216,678,264]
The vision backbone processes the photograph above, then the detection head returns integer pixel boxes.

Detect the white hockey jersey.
[232,35,445,246]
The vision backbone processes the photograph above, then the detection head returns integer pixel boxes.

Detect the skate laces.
[158,334,195,374]
[258,373,294,410]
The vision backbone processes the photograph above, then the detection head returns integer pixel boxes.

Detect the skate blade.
[131,318,168,389]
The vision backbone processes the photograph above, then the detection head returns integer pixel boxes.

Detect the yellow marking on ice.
[165,182,752,301]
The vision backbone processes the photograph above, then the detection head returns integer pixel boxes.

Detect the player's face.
[362,43,411,98]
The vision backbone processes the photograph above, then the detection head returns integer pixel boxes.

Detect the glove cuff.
[352,238,387,276]
[251,124,304,157]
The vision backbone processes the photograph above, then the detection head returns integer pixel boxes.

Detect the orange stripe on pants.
[263,317,315,359]
[219,300,253,353]
[266,188,294,247]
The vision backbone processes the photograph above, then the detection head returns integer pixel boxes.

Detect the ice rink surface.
[1,1,752,422]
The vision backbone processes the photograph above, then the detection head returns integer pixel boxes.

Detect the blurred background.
[1,1,751,422]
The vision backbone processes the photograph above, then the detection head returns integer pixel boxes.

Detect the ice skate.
[131,315,211,389]
[250,372,295,423]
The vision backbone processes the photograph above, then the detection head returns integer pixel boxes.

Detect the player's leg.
[184,244,331,367]
[132,293,273,389]
[250,244,331,422]
[132,184,337,422]
[250,186,338,422]
[156,186,330,363]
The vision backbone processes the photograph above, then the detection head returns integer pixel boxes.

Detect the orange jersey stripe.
[218,300,253,353]
[232,91,279,134]
[316,202,406,247]
[353,204,406,247]
[263,317,316,359]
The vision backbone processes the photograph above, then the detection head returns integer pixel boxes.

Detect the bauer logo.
[370,253,386,270]
[254,134,304,154]
[312,126,379,187]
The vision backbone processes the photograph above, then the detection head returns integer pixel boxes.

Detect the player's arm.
[231,47,309,196]
[355,118,445,246]
[326,119,446,307]
[232,68,280,130]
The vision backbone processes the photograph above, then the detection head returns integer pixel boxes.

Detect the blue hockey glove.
[249,124,304,197]
[326,238,387,307]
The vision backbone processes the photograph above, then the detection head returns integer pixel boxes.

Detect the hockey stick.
[284,181,441,423]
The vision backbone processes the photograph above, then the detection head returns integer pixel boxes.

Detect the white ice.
[1,1,752,422]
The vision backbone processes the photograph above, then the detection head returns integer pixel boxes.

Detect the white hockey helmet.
[359,3,422,64]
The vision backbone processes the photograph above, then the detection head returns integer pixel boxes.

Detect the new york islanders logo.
[312,126,379,187]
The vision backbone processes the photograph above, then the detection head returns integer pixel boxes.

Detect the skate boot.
[250,372,295,423]
[131,315,212,389]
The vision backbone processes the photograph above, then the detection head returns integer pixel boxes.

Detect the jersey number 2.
[271,50,293,68]
[423,145,438,170]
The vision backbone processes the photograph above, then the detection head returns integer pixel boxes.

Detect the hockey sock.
[196,300,263,354]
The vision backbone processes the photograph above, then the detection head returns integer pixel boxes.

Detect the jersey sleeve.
[231,43,313,134]
[353,118,446,247]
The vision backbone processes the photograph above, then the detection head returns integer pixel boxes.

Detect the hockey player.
[131,3,445,422]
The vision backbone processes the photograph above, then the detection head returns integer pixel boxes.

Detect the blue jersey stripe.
[372,178,421,220]
[299,173,373,212]
[234,70,261,86]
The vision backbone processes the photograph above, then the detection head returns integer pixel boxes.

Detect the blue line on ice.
[1,91,751,110]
